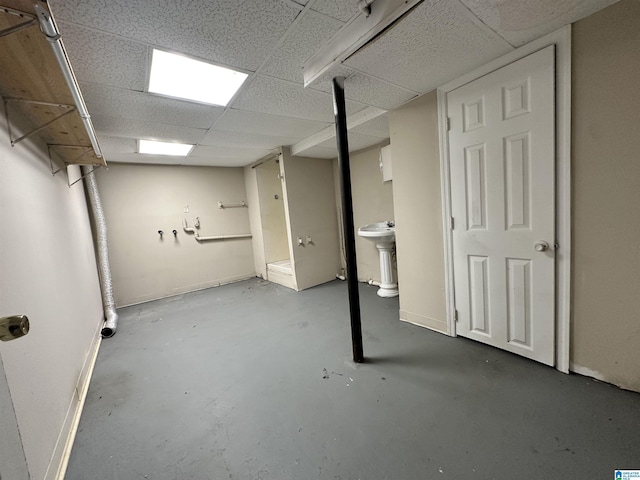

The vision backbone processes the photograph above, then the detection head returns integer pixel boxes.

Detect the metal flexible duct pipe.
[82,166,118,338]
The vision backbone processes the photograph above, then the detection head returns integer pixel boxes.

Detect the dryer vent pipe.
[82,166,118,338]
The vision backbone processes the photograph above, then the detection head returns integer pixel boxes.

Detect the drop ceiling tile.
[312,71,417,109]
[344,0,513,93]
[190,145,272,160]
[318,131,385,151]
[96,136,137,155]
[292,145,338,159]
[182,157,256,167]
[460,0,619,46]
[350,114,390,138]
[107,154,185,166]
[311,0,360,21]
[232,75,365,122]
[92,116,207,144]
[261,10,343,84]
[80,83,224,129]
[201,130,299,149]
[57,22,147,91]
[215,109,329,138]
[49,0,300,71]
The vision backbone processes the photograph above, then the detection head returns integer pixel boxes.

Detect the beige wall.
[96,164,255,306]
[333,141,394,283]
[389,92,448,332]
[571,0,640,391]
[0,105,103,479]
[256,158,289,264]
[281,148,341,290]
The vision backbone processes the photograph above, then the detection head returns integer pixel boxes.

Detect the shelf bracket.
[0,6,37,39]
[68,165,102,188]
[4,98,76,147]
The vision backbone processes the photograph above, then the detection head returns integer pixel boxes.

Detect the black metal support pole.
[332,77,364,363]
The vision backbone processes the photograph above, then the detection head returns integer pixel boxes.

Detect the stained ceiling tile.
[312,71,417,109]
[344,0,513,93]
[49,0,300,71]
[80,83,224,130]
[261,10,343,84]
[57,22,147,91]
[460,0,620,46]
[201,130,299,149]
[92,116,207,144]
[215,109,329,138]
[311,0,360,22]
[350,114,390,138]
[232,75,366,122]
[190,145,272,160]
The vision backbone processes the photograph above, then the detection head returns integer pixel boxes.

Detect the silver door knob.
[0,315,29,342]
[534,241,550,252]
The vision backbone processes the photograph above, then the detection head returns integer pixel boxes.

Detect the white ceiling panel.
[292,145,338,159]
[232,75,366,123]
[190,145,272,160]
[312,70,418,109]
[182,157,257,167]
[344,0,513,93]
[57,22,147,91]
[92,116,207,144]
[96,136,137,155]
[107,154,186,166]
[311,0,360,22]
[49,0,300,72]
[261,10,344,84]
[318,131,385,151]
[460,0,620,46]
[80,84,225,130]
[201,130,299,149]
[214,109,329,138]
[350,114,390,138]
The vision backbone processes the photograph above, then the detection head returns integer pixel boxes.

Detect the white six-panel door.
[448,46,556,366]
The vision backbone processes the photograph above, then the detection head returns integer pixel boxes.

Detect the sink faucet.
[386,220,395,228]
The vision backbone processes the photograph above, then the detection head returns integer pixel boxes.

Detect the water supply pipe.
[83,166,118,337]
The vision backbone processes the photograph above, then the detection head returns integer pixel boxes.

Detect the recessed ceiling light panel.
[148,49,248,106]
[139,139,194,156]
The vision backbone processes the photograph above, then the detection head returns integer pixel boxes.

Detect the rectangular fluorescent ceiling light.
[148,49,248,106]
[139,139,194,156]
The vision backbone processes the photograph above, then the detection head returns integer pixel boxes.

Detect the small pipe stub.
[173,229,177,236]
[158,230,164,237]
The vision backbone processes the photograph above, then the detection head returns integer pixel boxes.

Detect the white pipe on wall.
[183,218,251,242]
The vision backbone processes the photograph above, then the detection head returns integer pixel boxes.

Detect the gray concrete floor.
[66,279,640,480]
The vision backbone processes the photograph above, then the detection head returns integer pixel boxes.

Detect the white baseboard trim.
[399,309,451,336]
[44,320,102,480]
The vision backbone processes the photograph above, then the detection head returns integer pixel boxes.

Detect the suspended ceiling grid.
[47,0,619,167]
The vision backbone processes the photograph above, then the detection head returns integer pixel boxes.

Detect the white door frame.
[437,26,572,373]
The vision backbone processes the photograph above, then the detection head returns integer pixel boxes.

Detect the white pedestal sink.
[357,222,399,298]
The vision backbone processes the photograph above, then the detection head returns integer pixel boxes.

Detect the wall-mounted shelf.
[0,0,105,167]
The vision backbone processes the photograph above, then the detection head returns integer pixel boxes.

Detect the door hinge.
[450,217,455,230]
[446,117,451,131]
[454,309,459,322]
